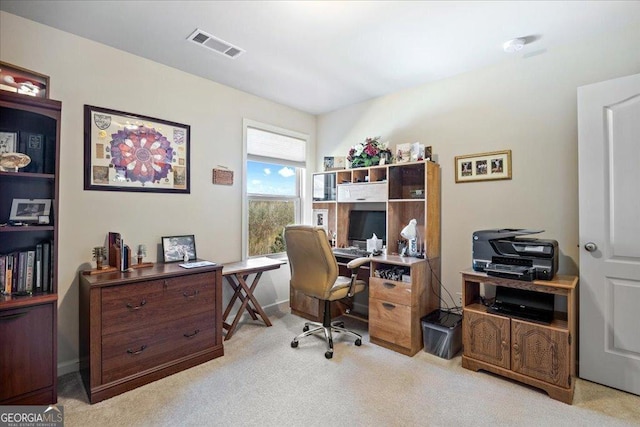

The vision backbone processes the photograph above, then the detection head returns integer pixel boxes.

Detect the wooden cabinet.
[0,91,60,405]
[369,256,439,356]
[461,270,577,403]
[79,263,224,403]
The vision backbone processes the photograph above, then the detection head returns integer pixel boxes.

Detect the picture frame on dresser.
[162,235,197,263]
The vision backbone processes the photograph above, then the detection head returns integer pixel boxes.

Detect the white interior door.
[578,73,640,395]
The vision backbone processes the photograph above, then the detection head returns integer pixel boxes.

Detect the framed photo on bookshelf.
[84,105,191,194]
[9,198,51,222]
[161,235,197,263]
[0,131,18,154]
[0,61,49,98]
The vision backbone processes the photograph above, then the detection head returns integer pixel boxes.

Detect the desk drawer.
[368,298,412,349]
[101,272,216,336]
[369,277,412,306]
[101,311,215,383]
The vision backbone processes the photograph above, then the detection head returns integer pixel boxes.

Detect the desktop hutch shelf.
[293,160,441,356]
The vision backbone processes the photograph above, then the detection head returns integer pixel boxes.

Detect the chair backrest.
[284,225,338,300]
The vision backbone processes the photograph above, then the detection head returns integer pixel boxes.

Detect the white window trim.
[242,119,309,260]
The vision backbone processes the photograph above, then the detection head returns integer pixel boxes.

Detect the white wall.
[317,24,640,309]
[0,12,315,373]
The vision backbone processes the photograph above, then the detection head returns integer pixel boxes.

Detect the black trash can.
[421,309,462,359]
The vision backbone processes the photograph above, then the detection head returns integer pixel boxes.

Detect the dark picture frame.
[0,61,50,98]
[84,105,191,193]
[161,234,197,263]
[454,150,512,183]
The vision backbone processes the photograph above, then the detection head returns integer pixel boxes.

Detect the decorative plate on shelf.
[0,152,31,171]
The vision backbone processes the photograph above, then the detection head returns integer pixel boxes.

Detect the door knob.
[584,242,598,252]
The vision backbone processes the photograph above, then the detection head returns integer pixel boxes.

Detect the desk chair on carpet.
[284,225,370,359]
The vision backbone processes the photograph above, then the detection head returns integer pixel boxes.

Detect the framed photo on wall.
[84,105,191,193]
[455,150,512,183]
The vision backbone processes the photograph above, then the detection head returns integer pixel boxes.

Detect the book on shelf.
[25,250,35,292]
[42,241,51,293]
[0,255,5,294]
[35,243,43,292]
[19,132,45,174]
[18,251,27,292]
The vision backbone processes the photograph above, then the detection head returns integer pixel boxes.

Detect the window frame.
[242,119,308,259]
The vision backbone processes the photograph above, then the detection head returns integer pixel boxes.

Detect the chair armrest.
[346,257,370,270]
[346,257,370,297]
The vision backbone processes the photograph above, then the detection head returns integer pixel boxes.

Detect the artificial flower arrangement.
[347,136,393,168]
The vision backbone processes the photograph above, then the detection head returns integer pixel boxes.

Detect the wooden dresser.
[79,263,223,403]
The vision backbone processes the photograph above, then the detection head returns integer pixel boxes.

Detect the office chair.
[284,225,369,359]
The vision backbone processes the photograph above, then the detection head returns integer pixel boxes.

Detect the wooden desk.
[222,257,286,340]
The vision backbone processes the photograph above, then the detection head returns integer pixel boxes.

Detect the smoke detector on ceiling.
[187,29,245,59]
[503,38,526,53]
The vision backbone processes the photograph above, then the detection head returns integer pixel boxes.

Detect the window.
[243,120,307,258]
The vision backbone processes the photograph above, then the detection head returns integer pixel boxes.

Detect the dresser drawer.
[101,272,216,336]
[368,298,412,349]
[369,277,412,306]
[101,311,215,383]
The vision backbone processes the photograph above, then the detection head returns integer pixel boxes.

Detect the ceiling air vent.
[187,29,245,59]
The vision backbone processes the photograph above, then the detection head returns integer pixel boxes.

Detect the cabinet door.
[0,303,54,401]
[463,309,510,369]
[511,320,570,387]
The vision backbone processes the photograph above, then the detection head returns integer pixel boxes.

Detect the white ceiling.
[2,1,639,115]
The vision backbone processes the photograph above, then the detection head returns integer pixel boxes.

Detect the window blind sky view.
[247,160,296,196]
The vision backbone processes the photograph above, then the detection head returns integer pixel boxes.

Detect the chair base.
[290,300,362,359]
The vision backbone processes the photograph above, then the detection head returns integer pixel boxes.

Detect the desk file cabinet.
[79,263,223,403]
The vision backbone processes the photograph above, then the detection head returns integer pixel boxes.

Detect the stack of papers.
[179,261,217,269]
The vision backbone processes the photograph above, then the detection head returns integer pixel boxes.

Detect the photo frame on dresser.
[161,235,197,263]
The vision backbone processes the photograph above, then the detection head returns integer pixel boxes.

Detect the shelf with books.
[0,90,60,405]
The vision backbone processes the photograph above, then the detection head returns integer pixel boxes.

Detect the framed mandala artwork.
[84,105,190,193]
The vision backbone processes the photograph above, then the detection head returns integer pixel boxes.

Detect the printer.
[472,229,558,281]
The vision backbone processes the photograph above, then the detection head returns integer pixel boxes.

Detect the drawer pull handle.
[383,282,396,289]
[126,299,147,310]
[183,290,199,298]
[126,345,147,355]
[382,302,396,310]
[184,329,200,338]
[0,312,29,321]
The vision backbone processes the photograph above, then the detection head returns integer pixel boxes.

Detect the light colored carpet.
[58,305,640,426]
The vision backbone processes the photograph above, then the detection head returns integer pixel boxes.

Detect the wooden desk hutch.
[292,160,441,356]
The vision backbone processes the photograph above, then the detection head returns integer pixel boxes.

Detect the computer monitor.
[347,210,386,246]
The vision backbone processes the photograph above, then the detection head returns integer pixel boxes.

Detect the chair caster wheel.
[291,340,299,348]
[355,339,362,346]
[325,351,333,359]
[302,325,309,332]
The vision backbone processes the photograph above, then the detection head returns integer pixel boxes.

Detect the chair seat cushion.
[327,276,366,301]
